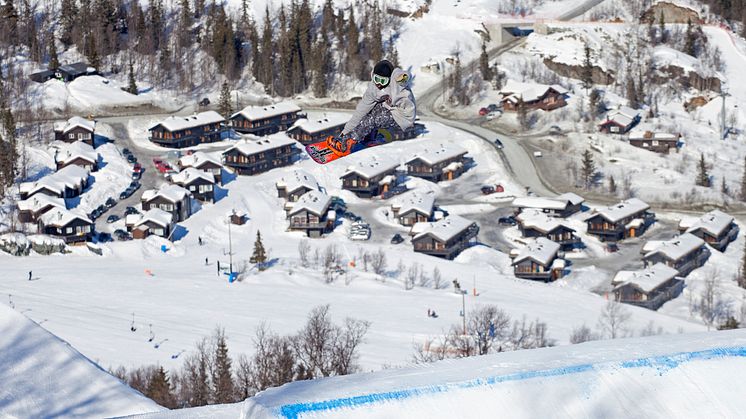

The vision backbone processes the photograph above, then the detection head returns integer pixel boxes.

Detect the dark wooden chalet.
[19,165,89,200]
[17,195,66,223]
[585,198,655,242]
[510,237,566,282]
[642,233,710,277]
[54,141,99,172]
[149,111,225,148]
[178,151,224,184]
[287,191,335,238]
[341,156,400,198]
[141,184,192,222]
[679,210,739,252]
[222,134,298,176]
[512,193,584,218]
[499,80,568,112]
[132,209,174,239]
[411,215,479,260]
[39,208,93,244]
[406,145,468,182]
[516,210,582,251]
[628,130,679,154]
[599,106,640,134]
[230,101,303,136]
[30,62,96,83]
[391,192,435,226]
[611,263,684,311]
[54,116,96,147]
[287,114,348,145]
[276,170,319,202]
[170,168,216,203]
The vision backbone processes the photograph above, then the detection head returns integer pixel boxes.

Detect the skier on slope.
[327,59,416,154]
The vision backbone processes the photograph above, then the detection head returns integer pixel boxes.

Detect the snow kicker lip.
[276,346,746,419]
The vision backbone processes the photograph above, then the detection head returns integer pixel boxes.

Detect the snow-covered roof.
[517,209,575,234]
[512,197,568,211]
[20,165,89,195]
[17,195,66,212]
[150,111,224,132]
[288,190,331,217]
[412,215,476,242]
[225,133,297,156]
[685,210,735,237]
[602,106,640,127]
[142,184,191,203]
[593,198,650,223]
[55,141,98,164]
[644,233,705,262]
[171,167,215,186]
[612,263,679,293]
[500,79,568,103]
[288,114,348,134]
[512,237,560,266]
[276,169,319,194]
[628,130,678,141]
[232,101,301,121]
[135,208,173,228]
[392,191,435,217]
[178,151,222,169]
[407,144,467,166]
[39,207,92,226]
[555,192,584,206]
[53,116,95,134]
[344,156,399,179]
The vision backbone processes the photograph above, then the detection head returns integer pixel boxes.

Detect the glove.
[378,94,391,104]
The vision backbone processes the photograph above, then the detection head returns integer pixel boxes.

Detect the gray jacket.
[343,68,416,135]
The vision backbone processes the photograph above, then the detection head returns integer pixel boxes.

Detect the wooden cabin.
[17,195,66,223]
[406,145,468,182]
[39,208,93,244]
[679,210,739,252]
[141,184,192,222]
[132,208,174,239]
[222,134,298,176]
[276,170,319,202]
[178,151,224,184]
[512,192,584,218]
[287,114,348,145]
[19,165,90,200]
[170,167,216,203]
[391,191,435,226]
[54,141,99,172]
[642,233,710,277]
[611,263,684,311]
[516,209,582,251]
[341,156,400,198]
[510,237,565,282]
[585,198,655,242]
[287,190,335,238]
[149,111,225,148]
[230,101,303,136]
[54,117,96,147]
[628,130,679,154]
[411,215,479,260]
[599,106,640,134]
[499,80,568,112]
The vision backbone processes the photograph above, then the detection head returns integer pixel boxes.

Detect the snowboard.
[305,128,394,164]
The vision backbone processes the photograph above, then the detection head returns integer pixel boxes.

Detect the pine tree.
[721,177,729,195]
[517,105,529,129]
[388,35,399,68]
[258,7,274,93]
[479,41,492,82]
[658,11,667,44]
[85,34,101,69]
[126,60,138,94]
[581,149,595,189]
[582,43,593,90]
[59,0,78,46]
[625,75,637,109]
[146,366,177,408]
[717,317,740,330]
[738,245,746,289]
[608,175,617,194]
[369,1,383,62]
[212,329,235,404]
[48,34,59,70]
[739,157,746,201]
[250,230,268,268]
[696,153,710,187]
[345,7,361,78]
[684,18,697,57]
[218,82,232,118]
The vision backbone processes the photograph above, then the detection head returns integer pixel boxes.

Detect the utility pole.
[227,213,234,274]
[720,91,730,140]
[461,289,467,335]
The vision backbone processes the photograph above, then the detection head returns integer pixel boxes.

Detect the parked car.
[486,111,499,120]
[152,158,163,165]
[89,208,102,220]
[533,151,543,158]
[479,107,489,116]
[494,138,504,149]
[199,98,210,107]
[391,233,404,244]
[122,148,131,156]
[106,214,120,224]
[487,103,500,112]
[605,242,619,253]
[133,163,142,172]
[132,171,142,180]
[127,154,137,163]
[125,206,140,215]
[129,181,140,190]
[498,216,517,226]
[481,185,496,195]
[114,229,132,241]
[96,232,112,243]
[330,197,347,213]
[105,197,117,208]
[349,221,371,241]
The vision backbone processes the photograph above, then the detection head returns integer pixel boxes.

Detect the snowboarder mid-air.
[307,59,416,164]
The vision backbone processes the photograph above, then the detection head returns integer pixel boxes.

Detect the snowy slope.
[130,329,746,418]
[0,304,162,418]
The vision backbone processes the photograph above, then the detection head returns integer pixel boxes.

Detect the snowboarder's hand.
[378,94,391,105]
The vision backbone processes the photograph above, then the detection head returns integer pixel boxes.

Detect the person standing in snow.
[28,271,32,281]
[327,59,416,153]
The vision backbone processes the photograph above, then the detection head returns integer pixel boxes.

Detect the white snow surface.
[0,304,162,418]
[144,329,746,419]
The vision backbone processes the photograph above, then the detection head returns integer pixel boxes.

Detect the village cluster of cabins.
[507,193,738,310]
[498,80,680,154]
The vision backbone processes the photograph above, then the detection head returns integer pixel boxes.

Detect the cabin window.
[69,133,75,139]
[189,185,196,191]
[154,228,165,236]
[199,185,213,193]
[610,126,620,133]
[65,227,73,234]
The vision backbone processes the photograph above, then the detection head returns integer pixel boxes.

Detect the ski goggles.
[372,74,390,86]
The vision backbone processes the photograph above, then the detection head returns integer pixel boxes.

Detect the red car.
[479,107,489,116]
[133,163,142,172]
